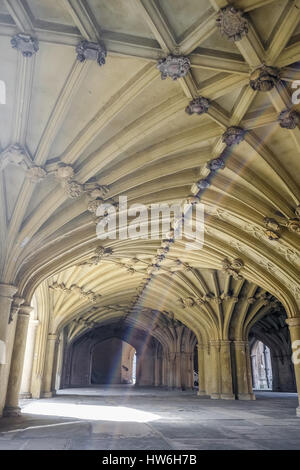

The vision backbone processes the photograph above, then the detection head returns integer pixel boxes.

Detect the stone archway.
[251,340,272,390]
[90,338,136,385]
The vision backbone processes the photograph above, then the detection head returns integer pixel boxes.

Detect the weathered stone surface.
[222,126,246,146]
[185,97,210,115]
[157,55,191,80]
[278,109,300,129]
[216,6,248,41]
[11,34,39,57]
[76,40,107,66]
[250,65,280,92]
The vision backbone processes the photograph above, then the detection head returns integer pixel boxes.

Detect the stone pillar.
[197,344,206,396]
[154,352,160,386]
[3,304,33,416]
[286,317,300,417]
[166,353,174,388]
[0,285,19,416]
[220,340,235,399]
[209,340,221,399]
[203,344,212,395]
[41,333,58,398]
[234,340,255,400]
[245,341,256,395]
[20,319,39,398]
[174,352,182,388]
[161,353,168,387]
[183,352,194,389]
[0,284,17,363]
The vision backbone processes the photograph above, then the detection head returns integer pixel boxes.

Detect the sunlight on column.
[22,401,161,423]
[0,80,6,104]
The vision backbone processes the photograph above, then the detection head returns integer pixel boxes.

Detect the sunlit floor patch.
[22,402,161,423]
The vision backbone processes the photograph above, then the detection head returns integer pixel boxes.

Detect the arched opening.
[249,309,297,393]
[251,340,272,391]
[91,338,136,385]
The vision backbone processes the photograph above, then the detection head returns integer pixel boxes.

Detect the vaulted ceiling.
[0,0,299,340]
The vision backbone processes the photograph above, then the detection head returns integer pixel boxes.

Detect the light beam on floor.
[21,401,161,423]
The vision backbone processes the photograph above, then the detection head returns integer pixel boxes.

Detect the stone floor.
[0,386,299,450]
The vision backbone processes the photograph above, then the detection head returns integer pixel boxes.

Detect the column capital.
[234,340,247,349]
[48,333,58,341]
[0,283,17,299]
[286,317,300,328]
[18,304,34,318]
[9,296,25,323]
[197,343,208,350]
[220,340,232,348]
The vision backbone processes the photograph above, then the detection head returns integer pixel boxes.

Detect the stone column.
[161,353,168,387]
[41,333,58,398]
[20,319,39,398]
[209,340,221,399]
[154,352,160,386]
[220,340,235,399]
[0,284,17,364]
[174,352,182,388]
[166,353,174,388]
[0,286,20,417]
[245,341,256,395]
[234,340,255,400]
[183,352,194,389]
[3,304,33,416]
[286,317,300,417]
[197,344,206,395]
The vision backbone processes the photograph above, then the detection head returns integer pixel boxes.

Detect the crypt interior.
[0,0,300,451]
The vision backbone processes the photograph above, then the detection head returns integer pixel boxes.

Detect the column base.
[41,391,56,398]
[221,393,235,400]
[296,407,300,417]
[3,406,21,417]
[210,393,221,399]
[237,393,256,400]
[197,390,207,396]
[19,392,32,399]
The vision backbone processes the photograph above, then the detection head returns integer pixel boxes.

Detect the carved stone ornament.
[185,96,210,115]
[278,109,300,129]
[295,205,300,219]
[78,246,113,266]
[264,230,280,240]
[49,281,101,304]
[216,6,248,41]
[0,144,29,170]
[263,217,281,233]
[196,178,210,190]
[55,164,75,179]
[207,157,225,171]
[157,55,191,81]
[285,218,300,234]
[64,180,83,199]
[86,186,109,199]
[250,65,280,92]
[231,258,244,270]
[221,258,244,280]
[27,166,47,182]
[87,199,103,214]
[76,40,107,66]
[186,195,200,205]
[11,34,39,57]
[222,126,246,146]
